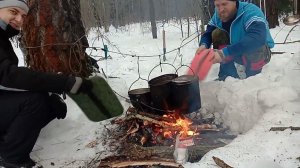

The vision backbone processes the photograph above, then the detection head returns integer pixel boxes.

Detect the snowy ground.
[14,21,300,168]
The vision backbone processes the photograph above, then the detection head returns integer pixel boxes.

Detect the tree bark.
[22,0,92,77]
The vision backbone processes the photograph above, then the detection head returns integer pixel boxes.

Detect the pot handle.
[128,78,148,92]
[176,65,196,76]
[128,56,149,92]
[148,63,177,81]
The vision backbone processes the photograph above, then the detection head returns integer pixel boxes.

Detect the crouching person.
[196,0,274,80]
[0,0,91,167]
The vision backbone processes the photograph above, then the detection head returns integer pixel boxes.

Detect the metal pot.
[170,75,201,114]
[128,88,152,112]
[148,74,178,115]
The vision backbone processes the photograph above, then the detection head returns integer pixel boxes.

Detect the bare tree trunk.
[115,0,119,28]
[101,0,110,32]
[149,0,157,39]
[187,17,190,37]
[265,0,279,28]
[179,18,183,38]
[194,16,200,45]
[296,0,300,14]
[22,0,92,77]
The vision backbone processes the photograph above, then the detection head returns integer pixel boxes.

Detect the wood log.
[115,143,226,163]
[99,160,183,168]
[269,126,300,131]
[98,143,226,168]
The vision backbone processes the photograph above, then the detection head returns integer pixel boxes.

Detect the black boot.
[0,156,36,168]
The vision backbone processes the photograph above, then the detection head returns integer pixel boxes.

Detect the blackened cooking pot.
[148,74,178,115]
[170,75,201,114]
[128,88,152,112]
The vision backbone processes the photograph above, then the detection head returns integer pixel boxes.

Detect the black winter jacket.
[0,26,74,93]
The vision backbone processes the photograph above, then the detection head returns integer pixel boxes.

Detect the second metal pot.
[170,75,201,114]
[148,74,178,115]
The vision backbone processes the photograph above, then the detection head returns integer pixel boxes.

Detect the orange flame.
[160,111,195,138]
[173,116,194,137]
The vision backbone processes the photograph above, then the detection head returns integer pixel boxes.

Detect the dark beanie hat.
[0,0,29,13]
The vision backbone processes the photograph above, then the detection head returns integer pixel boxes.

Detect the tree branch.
[269,126,300,131]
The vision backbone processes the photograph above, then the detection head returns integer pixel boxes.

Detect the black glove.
[49,94,67,119]
[77,79,93,94]
[68,77,93,94]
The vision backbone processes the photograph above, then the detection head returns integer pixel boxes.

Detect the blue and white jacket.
[200,2,274,58]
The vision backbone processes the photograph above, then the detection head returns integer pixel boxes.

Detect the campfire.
[96,74,235,168]
[114,108,200,147]
[96,106,234,168]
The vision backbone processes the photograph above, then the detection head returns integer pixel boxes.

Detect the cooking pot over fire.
[148,63,178,115]
[170,75,201,114]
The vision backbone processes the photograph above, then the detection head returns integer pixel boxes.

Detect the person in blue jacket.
[197,0,274,80]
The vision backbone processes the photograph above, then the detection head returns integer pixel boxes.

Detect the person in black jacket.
[0,1,90,167]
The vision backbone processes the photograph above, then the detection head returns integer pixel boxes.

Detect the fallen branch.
[271,51,295,54]
[99,160,183,168]
[275,40,300,44]
[213,156,233,168]
[269,126,300,131]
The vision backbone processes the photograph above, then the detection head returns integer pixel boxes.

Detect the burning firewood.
[96,107,232,167]
[126,113,179,129]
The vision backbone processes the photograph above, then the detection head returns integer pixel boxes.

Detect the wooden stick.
[270,126,300,131]
[138,111,175,123]
[99,160,183,168]
[126,113,181,129]
[213,156,233,168]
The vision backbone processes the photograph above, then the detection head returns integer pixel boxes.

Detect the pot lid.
[172,75,198,84]
[148,74,178,86]
[128,88,150,95]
